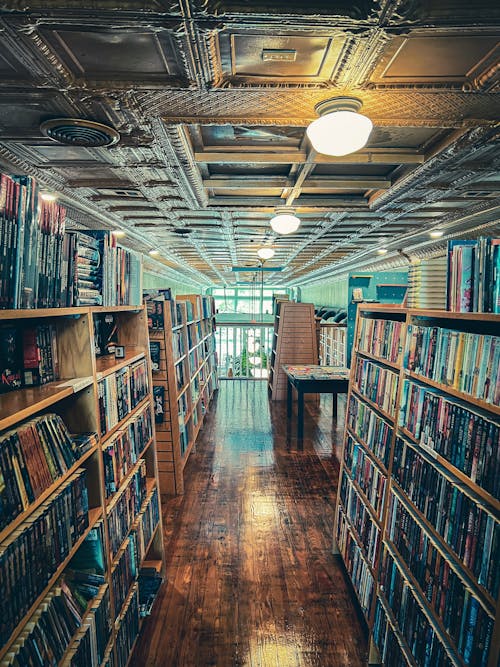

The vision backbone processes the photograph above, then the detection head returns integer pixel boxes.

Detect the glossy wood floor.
[131,381,368,667]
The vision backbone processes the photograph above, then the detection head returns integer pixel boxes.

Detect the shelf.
[0,381,81,432]
[376,589,419,667]
[0,443,98,544]
[397,427,500,515]
[345,425,389,477]
[0,506,102,663]
[100,396,152,445]
[391,481,496,614]
[409,309,500,322]
[96,349,146,380]
[358,304,407,315]
[356,349,401,371]
[336,502,377,581]
[351,386,395,425]
[383,538,466,667]
[105,437,153,513]
[405,370,500,417]
[342,463,383,528]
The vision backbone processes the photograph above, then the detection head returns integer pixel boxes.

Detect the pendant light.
[306,96,373,157]
[270,207,301,235]
[257,247,275,261]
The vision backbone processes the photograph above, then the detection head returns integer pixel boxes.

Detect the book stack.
[138,565,163,617]
[0,413,93,531]
[0,174,67,310]
[357,317,404,363]
[407,256,448,310]
[399,381,499,497]
[112,533,138,617]
[346,395,392,468]
[447,238,500,313]
[380,546,457,667]
[405,325,499,405]
[64,232,103,307]
[386,490,495,664]
[103,404,153,498]
[353,357,399,417]
[392,438,499,598]
[0,470,89,648]
[107,461,147,559]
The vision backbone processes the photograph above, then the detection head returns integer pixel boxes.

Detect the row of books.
[97,359,149,435]
[172,330,185,361]
[188,347,201,377]
[343,434,387,521]
[339,470,380,567]
[357,317,403,364]
[335,508,374,619]
[0,323,59,393]
[64,232,103,307]
[60,587,111,666]
[0,471,89,647]
[399,381,499,498]
[186,320,203,351]
[138,566,162,618]
[112,534,138,619]
[200,295,215,321]
[353,357,399,417]
[372,598,411,667]
[0,412,96,532]
[387,491,494,663]
[381,545,489,667]
[378,552,456,667]
[114,584,140,667]
[175,359,185,393]
[136,488,160,558]
[405,325,499,406]
[94,231,142,308]
[347,395,392,469]
[392,440,499,598]
[107,462,147,559]
[0,174,66,310]
[103,404,153,498]
[446,238,500,313]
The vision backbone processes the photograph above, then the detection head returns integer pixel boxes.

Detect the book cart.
[0,305,165,667]
[148,294,218,495]
[268,302,318,401]
[334,304,499,667]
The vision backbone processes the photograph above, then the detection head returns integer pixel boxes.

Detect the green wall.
[301,278,349,308]
[143,271,206,296]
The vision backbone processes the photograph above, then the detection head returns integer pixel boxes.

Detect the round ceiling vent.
[40,118,120,147]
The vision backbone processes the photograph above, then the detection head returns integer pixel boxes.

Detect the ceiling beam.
[195,150,424,165]
[204,177,391,190]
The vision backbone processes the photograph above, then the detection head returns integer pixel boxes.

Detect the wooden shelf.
[336,501,377,582]
[356,349,401,371]
[0,506,102,663]
[409,309,500,322]
[342,464,383,528]
[405,369,500,417]
[350,386,395,425]
[95,348,146,380]
[100,395,152,445]
[397,427,500,515]
[345,425,389,477]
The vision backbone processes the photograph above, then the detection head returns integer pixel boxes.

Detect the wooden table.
[283,365,350,442]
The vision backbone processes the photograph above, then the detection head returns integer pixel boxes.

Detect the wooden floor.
[131,381,368,667]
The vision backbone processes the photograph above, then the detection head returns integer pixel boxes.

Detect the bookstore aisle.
[130,381,368,667]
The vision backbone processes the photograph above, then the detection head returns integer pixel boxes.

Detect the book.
[0,326,22,393]
[149,341,161,372]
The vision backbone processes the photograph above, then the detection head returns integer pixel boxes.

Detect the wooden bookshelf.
[319,322,346,366]
[334,305,500,667]
[146,294,218,495]
[268,301,318,401]
[0,305,165,666]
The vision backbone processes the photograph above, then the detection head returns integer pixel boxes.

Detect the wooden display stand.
[335,304,499,667]
[0,305,165,666]
[268,302,318,401]
[148,295,218,495]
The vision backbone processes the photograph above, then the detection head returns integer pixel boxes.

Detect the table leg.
[287,378,292,421]
[297,389,304,444]
[332,392,338,418]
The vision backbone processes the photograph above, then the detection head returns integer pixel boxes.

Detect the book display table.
[283,365,350,442]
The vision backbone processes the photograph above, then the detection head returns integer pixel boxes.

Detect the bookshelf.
[146,294,218,495]
[0,305,165,666]
[319,322,347,367]
[335,305,499,667]
[268,302,318,401]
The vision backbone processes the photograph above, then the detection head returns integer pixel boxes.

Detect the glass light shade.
[377,248,388,255]
[149,249,160,255]
[257,247,275,260]
[40,192,57,202]
[306,110,373,156]
[429,230,444,238]
[270,212,301,235]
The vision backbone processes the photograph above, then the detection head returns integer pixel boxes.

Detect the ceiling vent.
[172,228,192,235]
[40,118,120,147]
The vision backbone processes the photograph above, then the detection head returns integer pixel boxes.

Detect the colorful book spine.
[357,317,404,363]
[353,357,399,417]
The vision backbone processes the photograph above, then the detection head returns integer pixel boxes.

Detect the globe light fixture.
[377,247,388,255]
[429,230,444,238]
[149,249,160,256]
[270,207,301,235]
[306,96,373,157]
[257,247,275,260]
